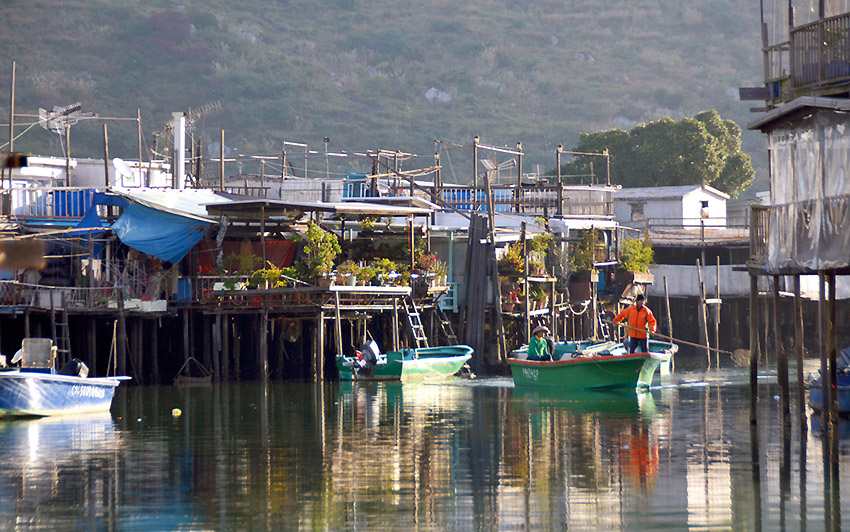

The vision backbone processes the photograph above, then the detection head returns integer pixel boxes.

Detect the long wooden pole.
[602,319,732,355]
[715,257,721,369]
[696,259,710,366]
[220,130,225,190]
[664,276,672,337]
[8,60,14,153]
[102,124,110,187]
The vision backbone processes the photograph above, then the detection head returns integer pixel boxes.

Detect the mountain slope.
[0,0,766,189]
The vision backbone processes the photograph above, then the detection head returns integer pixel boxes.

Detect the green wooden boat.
[508,339,677,390]
[336,343,473,382]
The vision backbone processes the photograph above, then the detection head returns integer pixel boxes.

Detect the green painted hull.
[508,351,668,390]
[336,345,473,381]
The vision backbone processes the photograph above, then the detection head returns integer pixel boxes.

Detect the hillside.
[0,0,767,191]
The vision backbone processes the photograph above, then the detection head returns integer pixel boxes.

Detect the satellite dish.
[113,158,136,186]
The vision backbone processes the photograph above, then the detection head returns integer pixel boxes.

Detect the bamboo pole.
[664,276,672,337]
[696,259,710,366]
[714,257,721,369]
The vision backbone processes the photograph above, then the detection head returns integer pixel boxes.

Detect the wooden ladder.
[50,296,72,367]
[434,305,458,345]
[402,296,430,349]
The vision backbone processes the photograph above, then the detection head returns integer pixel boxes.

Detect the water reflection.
[0,372,847,530]
[0,413,121,530]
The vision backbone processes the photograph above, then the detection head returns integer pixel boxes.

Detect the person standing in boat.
[612,294,657,353]
[527,325,552,361]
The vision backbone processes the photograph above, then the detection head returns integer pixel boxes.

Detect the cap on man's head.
[635,294,645,301]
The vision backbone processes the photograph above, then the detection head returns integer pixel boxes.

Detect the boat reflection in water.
[0,373,846,530]
[0,413,122,529]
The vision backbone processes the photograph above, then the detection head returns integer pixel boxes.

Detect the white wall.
[682,190,726,227]
[647,264,758,297]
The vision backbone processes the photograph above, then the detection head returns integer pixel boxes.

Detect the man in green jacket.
[527,324,551,361]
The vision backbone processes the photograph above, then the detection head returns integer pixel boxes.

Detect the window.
[630,202,644,221]
[700,200,709,218]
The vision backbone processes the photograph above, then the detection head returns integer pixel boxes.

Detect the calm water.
[0,365,847,531]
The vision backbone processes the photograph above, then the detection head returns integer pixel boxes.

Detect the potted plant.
[219,252,261,290]
[370,257,399,286]
[529,285,548,310]
[497,241,524,276]
[617,236,655,284]
[335,260,358,286]
[358,216,377,233]
[246,262,284,290]
[296,222,341,285]
[431,258,449,287]
[355,264,376,286]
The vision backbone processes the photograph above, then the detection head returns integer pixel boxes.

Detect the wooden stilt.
[827,272,837,423]
[117,291,127,376]
[133,318,143,385]
[315,311,325,382]
[222,314,231,380]
[819,272,829,419]
[87,318,97,376]
[773,275,789,420]
[392,299,399,351]
[749,273,760,425]
[259,310,269,380]
[793,275,805,427]
[151,318,159,384]
[182,308,190,366]
[233,316,241,380]
[213,314,221,381]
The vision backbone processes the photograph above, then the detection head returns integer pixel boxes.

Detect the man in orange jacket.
[612,294,657,353]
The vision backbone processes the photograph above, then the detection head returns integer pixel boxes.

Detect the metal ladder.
[434,304,458,345]
[402,296,430,349]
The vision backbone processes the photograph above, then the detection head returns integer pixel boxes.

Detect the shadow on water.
[0,370,846,530]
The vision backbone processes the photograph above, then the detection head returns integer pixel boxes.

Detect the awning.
[111,202,213,264]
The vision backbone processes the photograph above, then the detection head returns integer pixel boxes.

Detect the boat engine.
[58,358,89,378]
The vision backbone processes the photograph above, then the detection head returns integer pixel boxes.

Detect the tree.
[556,110,755,197]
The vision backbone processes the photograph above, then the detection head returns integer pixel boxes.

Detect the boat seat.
[576,341,619,357]
[13,338,56,370]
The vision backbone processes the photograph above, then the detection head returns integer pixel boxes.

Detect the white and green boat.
[336,342,473,382]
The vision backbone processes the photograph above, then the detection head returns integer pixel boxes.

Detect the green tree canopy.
[556,110,755,197]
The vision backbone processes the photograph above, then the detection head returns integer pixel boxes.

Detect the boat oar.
[602,319,732,355]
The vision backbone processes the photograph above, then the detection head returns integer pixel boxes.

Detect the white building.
[613,185,729,229]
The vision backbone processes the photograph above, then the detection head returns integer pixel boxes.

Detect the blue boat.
[808,345,850,415]
[0,339,129,417]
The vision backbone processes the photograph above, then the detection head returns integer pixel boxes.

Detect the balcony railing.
[767,12,850,102]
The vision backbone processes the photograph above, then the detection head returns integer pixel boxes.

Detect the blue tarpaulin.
[110,202,212,264]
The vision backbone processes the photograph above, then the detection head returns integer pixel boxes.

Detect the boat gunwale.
[0,370,128,386]
[506,351,668,367]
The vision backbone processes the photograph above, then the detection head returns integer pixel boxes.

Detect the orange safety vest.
[613,304,657,339]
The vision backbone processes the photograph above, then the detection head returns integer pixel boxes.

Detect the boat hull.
[809,373,850,414]
[508,352,665,390]
[336,345,473,382]
[0,371,125,417]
